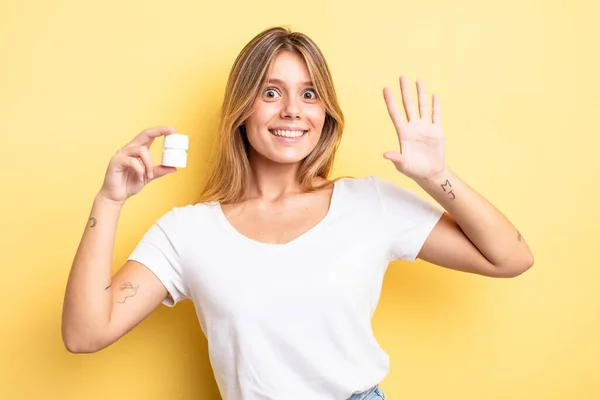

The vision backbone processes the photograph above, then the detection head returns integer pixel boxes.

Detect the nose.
[281,95,301,119]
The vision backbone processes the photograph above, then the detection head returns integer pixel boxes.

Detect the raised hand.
[382,76,447,182]
[98,126,178,205]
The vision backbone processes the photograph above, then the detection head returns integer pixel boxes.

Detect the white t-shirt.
[127,175,444,400]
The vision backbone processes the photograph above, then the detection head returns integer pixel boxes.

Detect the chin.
[258,149,312,165]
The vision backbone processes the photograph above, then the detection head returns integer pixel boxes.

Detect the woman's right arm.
[61,126,178,353]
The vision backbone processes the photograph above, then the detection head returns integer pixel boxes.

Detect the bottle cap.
[164,133,189,150]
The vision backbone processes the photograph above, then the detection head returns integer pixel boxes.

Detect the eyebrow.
[267,78,314,87]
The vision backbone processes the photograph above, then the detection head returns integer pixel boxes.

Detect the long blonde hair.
[197,26,345,204]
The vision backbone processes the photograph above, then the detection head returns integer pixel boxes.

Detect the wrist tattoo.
[441,179,456,200]
[105,284,111,290]
[117,282,140,304]
[88,217,97,228]
[517,231,522,242]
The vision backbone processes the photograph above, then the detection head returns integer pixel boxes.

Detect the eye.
[303,89,318,100]
[263,88,280,99]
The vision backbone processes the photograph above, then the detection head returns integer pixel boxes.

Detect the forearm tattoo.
[117,282,140,304]
[517,231,522,242]
[88,217,97,228]
[441,179,455,200]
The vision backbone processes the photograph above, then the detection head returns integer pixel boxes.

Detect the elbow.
[62,334,95,354]
[63,337,105,354]
[62,335,85,354]
[496,253,535,278]
[62,327,105,354]
[63,340,88,354]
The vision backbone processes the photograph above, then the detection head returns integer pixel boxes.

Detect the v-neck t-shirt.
[127,175,444,400]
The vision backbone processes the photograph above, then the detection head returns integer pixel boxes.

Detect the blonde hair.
[197,26,345,204]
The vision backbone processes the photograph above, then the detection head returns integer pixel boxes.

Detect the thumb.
[383,151,405,166]
[152,165,178,179]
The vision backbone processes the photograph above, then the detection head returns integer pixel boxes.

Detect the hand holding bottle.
[98,126,178,205]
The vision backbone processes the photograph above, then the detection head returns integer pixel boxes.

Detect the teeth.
[270,129,305,138]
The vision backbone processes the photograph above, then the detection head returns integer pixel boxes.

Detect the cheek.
[244,110,265,141]
[250,103,278,127]
[308,107,327,131]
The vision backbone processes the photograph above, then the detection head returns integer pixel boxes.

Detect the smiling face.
[244,50,327,166]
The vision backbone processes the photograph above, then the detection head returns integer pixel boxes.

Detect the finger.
[117,147,149,182]
[153,165,178,179]
[383,151,406,169]
[138,146,155,180]
[383,87,406,132]
[416,80,429,120]
[130,157,146,182]
[432,93,442,124]
[127,126,175,148]
[118,146,177,180]
[399,75,417,121]
[114,153,145,182]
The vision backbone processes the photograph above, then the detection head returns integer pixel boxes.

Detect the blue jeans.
[346,384,386,400]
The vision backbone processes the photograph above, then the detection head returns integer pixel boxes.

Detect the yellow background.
[1,0,599,398]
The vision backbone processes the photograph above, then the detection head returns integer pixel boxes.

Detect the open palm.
[383,76,447,182]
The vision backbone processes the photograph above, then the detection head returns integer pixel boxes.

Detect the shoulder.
[332,175,384,212]
[335,174,392,201]
[154,202,218,229]
[143,203,220,249]
[336,174,377,192]
[336,174,438,211]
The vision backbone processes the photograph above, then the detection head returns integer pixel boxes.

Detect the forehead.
[267,51,311,83]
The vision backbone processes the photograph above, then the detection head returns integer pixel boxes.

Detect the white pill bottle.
[161,133,189,168]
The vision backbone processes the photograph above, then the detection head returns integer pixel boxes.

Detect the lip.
[269,126,308,132]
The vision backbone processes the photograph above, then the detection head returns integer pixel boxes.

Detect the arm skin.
[415,167,534,278]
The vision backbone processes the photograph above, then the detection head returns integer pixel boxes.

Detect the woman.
[62,26,534,400]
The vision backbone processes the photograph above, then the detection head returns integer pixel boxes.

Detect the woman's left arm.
[382,76,534,278]
[415,167,534,278]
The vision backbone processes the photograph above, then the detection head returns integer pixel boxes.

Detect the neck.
[247,153,303,202]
